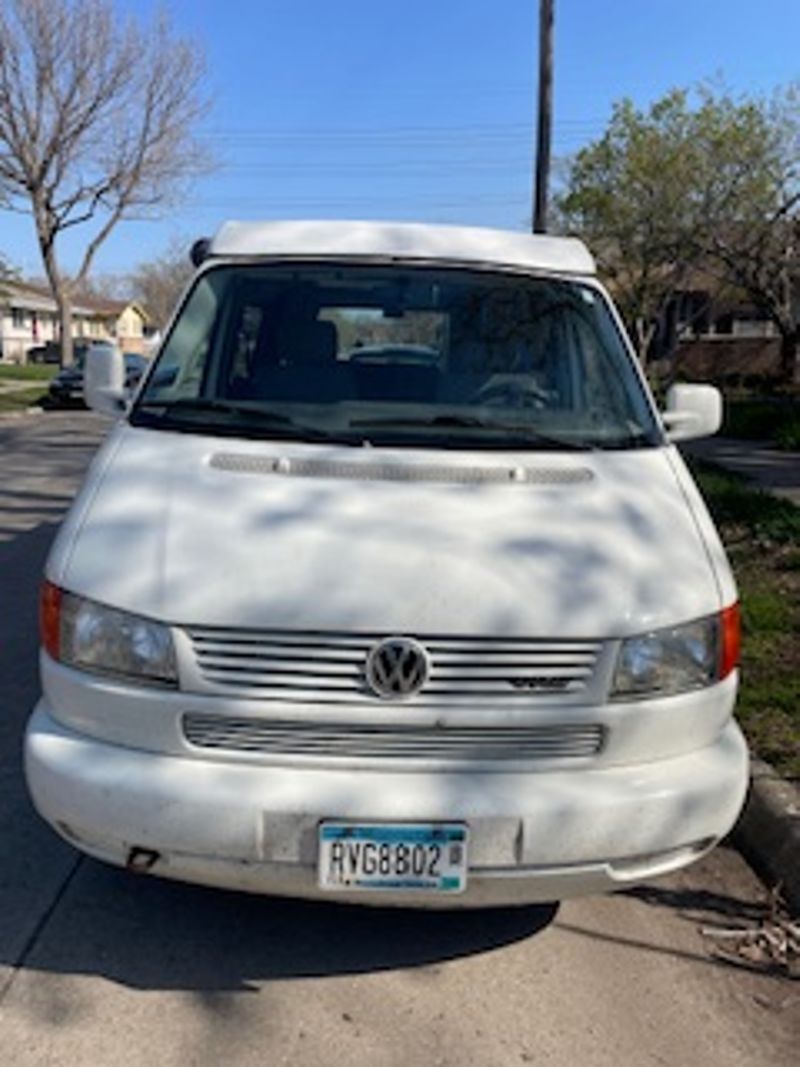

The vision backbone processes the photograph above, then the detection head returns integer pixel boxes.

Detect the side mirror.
[84,344,126,417]
[662,383,722,442]
[190,237,210,267]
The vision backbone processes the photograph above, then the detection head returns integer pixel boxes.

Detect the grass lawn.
[724,397,800,451]
[690,459,800,778]
[0,363,58,382]
[0,386,49,412]
[0,363,58,381]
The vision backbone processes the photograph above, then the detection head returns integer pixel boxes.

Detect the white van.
[25,221,748,907]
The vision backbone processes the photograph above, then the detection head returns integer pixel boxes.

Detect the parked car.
[48,348,148,407]
[28,340,92,365]
[25,221,748,907]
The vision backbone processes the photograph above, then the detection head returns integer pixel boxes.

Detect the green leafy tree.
[557,85,800,380]
[701,89,800,382]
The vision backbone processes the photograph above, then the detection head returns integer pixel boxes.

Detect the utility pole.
[533,0,554,233]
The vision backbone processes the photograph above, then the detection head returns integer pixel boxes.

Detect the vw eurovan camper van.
[25,221,748,906]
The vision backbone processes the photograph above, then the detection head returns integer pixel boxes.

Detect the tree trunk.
[633,317,657,367]
[778,329,799,386]
[35,220,75,368]
[55,288,74,367]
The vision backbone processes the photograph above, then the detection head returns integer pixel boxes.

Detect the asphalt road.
[0,411,797,1067]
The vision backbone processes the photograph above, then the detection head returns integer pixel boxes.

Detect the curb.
[733,758,800,914]
[0,406,46,422]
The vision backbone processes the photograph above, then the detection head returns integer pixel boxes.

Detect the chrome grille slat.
[201,675,357,690]
[191,637,373,654]
[193,689,589,707]
[182,713,604,761]
[190,629,600,651]
[197,664,592,684]
[186,627,601,704]
[198,681,588,698]
[198,658,363,677]
[193,648,597,665]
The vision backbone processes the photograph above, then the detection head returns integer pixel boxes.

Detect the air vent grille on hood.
[209,452,594,485]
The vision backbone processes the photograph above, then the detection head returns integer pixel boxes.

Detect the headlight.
[41,582,177,686]
[611,606,739,700]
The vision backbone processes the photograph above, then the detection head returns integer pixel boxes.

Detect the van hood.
[52,425,721,639]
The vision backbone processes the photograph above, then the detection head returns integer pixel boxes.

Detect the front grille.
[185,628,602,706]
[182,713,605,762]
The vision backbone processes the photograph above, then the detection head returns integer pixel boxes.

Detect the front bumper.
[25,702,749,907]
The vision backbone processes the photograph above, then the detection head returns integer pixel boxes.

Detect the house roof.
[209,220,597,277]
[83,296,149,320]
[0,280,148,321]
[0,280,62,313]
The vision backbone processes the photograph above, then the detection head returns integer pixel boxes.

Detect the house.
[635,261,788,385]
[663,288,782,385]
[0,280,149,362]
[81,297,150,354]
[0,280,62,362]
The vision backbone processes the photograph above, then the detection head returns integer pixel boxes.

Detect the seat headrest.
[275,319,337,366]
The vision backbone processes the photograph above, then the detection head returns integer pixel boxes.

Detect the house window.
[11,308,26,329]
[714,314,733,335]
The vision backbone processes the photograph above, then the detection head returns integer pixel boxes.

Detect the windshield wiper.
[350,414,597,450]
[136,397,294,423]
[133,398,351,442]
[354,414,489,429]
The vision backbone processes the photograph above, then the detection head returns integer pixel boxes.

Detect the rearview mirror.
[662,383,722,442]
[84,344,126,417]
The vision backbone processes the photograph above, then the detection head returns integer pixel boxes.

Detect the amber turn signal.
[719,602,740,680]
[40,580,62,660]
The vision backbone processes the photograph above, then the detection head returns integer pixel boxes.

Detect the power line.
[185,195,530,210]
[219,160,535,174]
[202,122,606,143]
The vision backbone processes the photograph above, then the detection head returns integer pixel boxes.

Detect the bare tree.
[128,237,194,332]
[0,0,207,363]
[75,271,130,303]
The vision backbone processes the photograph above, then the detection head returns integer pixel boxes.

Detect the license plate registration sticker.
[318,822,468,893]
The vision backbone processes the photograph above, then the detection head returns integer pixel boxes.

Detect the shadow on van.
[0,413,557,996]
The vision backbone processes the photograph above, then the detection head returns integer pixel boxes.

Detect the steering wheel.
[470,378,551,410]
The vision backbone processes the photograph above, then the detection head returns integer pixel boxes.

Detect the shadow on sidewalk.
[8,858,558,992]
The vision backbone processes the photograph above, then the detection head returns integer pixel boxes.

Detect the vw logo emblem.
[365,637,431,699]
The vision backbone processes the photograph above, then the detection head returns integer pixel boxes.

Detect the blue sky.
[2,0,798,278]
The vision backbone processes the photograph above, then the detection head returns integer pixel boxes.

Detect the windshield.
[131,263,661,450]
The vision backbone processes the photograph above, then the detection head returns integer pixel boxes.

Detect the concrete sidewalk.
[0,379,48,394]
[683,436,800,506]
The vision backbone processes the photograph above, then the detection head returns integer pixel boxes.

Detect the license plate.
[318,822,468,893]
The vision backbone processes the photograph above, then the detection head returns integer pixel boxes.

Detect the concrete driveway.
[0,412,797,1066]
